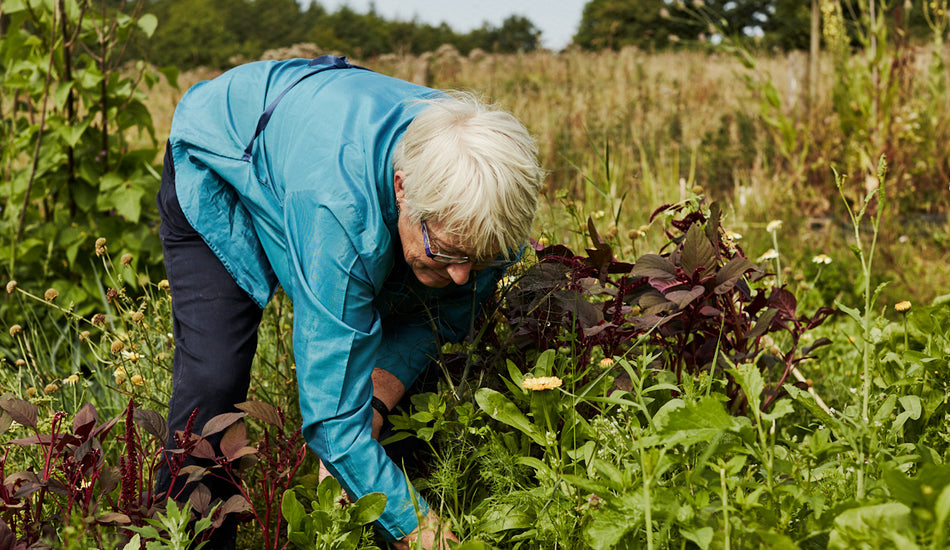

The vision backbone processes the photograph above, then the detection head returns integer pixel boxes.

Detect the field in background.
[149,45,950,306]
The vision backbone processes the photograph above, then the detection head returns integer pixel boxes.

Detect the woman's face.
[393,171,485,288]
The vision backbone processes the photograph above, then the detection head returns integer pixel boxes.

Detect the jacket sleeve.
[282,191,428,541]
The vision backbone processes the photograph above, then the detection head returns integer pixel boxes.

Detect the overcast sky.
[313,0,588,51]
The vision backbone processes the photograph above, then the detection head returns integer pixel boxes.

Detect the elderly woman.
[155,55,543,549]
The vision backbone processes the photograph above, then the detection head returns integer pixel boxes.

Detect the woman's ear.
[393,170,407,203]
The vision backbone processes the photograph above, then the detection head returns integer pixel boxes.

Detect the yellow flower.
[522,376,564,391]
[895,301,912,312]
[95,237,107,256]
[44,288,59,301]
[64,374,80,385]
[130,374,145,386]
[158,279,170,290]
[113,367,127,385]
[599,357,615,368]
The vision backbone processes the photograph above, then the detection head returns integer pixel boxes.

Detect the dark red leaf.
[189,483,211,515]
[97,512,131,525]
[219,422,248,461]
[72,403,98,440]
[133,408,169,443]
[234,401,281,428]
[0,397,37,429]
[201,412,246,438]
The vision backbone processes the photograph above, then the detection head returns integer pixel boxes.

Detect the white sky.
[311,0,588,51]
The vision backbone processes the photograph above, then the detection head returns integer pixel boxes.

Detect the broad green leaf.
[761,398,794,423]
[680,526,714,550]
[936,485,950,527]
[138,14,158,37]
[585,493,641,550]
[281,491,306,529]
[475,388,545,446]
[54,118,91,148]
[653,396,745,449]
[349,492,386,525]
[533,348,556,377]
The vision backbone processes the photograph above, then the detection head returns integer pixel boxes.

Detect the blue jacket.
[167,58,501,539]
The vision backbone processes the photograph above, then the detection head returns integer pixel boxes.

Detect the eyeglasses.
[421,220,523,268]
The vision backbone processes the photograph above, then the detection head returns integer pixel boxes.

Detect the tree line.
[140,0,542,69]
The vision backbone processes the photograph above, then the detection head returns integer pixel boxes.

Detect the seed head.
[111,340,126,354]
[113,367,127,385]
[106,288,119,303]
[44,288,59,301]
[120,253,133,266]
[9,324,22,337]
[895,301,911,312]
[15,359,26,367]
[26,387,37,397]
[79,330,91,342]
[5,280,17,294]
[95,237,107,256]
[44,383,59,394]
[131,311,145,323]
[130,374,145,386]
[92,313,106,326]
[64,374,80,385]
[158,279,170,291]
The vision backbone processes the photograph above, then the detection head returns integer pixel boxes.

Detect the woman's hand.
[393,510,459,550]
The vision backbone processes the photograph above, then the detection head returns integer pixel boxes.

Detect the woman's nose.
[445,262,472,285]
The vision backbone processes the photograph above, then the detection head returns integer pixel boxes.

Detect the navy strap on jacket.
[242,55,368,161]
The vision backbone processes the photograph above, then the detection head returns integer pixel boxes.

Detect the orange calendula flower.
[522,376,563,391]
[895,301,911,312]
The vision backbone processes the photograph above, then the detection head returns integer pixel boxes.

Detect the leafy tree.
[574,0,697,50]
[470,15,541,52]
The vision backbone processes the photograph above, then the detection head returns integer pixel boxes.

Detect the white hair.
[392,91,544,259]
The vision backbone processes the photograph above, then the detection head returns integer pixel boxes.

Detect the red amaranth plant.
[484,201,834,413]
[0,395,307,549]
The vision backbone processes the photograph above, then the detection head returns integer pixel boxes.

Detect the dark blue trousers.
[155,145,263,549]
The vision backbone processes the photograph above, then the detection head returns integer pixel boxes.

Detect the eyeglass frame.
[420,220,523,268]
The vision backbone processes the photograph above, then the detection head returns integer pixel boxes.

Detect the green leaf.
[653,397,746,449]
[680,526,714,550]
[475,388,545,446]
[349,492,386,525]
[138,14,158,37]
[280,491,307,530]
[730,362,764,413]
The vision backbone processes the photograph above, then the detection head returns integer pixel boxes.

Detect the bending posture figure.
[154,55,543,549]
